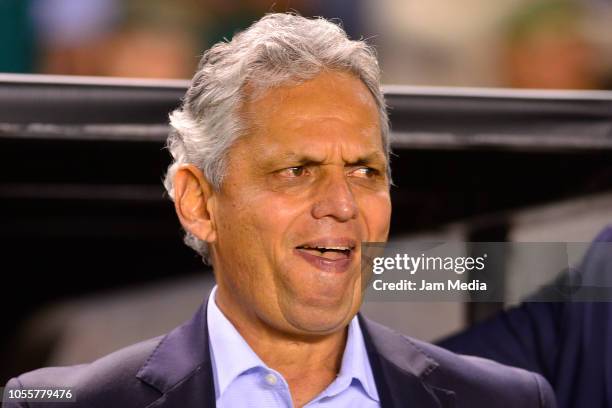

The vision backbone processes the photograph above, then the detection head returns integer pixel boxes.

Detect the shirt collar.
[207,286,267,398]
[335,315,380,402]
[206,286,379,402]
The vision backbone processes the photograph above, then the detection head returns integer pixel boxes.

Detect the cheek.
[360,192,391,239]
[249,193,308,237]
[213,190,264,269]
[218,191,304,264]
[213,195,277,303]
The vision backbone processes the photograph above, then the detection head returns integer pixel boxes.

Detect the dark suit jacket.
[439,226,612,408]
[4,303,555,408]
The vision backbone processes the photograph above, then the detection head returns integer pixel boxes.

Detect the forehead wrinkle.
[262,144,387,167]
[240,122,385,173]
[287,115,381,146]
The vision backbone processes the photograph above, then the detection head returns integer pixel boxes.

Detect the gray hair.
[164,13,390,262]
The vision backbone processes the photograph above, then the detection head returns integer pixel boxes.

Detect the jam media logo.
[361,242,491,300]
[363,241,612,303]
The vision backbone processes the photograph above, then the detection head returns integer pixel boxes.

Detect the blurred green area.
[0,0,36,73]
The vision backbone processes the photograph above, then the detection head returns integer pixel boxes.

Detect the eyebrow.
[273,151,387,167]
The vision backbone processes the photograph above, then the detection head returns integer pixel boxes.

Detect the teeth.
[301,246,351,251]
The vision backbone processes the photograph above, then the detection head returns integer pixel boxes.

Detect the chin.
[280,296,359,335]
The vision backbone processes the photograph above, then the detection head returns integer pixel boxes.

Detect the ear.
[173,164,217,243]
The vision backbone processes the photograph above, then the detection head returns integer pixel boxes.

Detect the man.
[4,13,555,408]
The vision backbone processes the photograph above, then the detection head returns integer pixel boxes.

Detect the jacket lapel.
[133,299,454,408]
[136,302,216,408]
[359,315,455,408]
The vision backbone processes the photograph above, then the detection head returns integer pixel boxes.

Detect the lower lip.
[294,248,353,273]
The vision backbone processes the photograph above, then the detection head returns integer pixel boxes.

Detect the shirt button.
[264,373,278,386]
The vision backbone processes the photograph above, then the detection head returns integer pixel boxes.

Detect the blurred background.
[2,0,612,88]
[1,0,612,387]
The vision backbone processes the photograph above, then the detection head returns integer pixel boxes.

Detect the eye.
[278,166,307,178]
[351,167,379,178]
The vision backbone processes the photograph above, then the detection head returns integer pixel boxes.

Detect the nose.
[311,169,358,222]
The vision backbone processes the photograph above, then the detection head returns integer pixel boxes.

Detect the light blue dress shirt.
[207,287,380,407]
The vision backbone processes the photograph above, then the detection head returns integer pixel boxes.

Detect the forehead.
[240,71,384,158]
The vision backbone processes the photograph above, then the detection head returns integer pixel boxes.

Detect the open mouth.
[295,245,353,261]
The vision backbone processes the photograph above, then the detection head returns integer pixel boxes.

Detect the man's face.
[211,71,391,335]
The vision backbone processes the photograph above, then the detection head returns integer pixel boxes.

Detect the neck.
[215,288,349,407]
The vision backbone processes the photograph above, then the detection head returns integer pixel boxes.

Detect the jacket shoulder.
[4,336,164,408]
[361,317,555,408]
[410,336,555,407]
